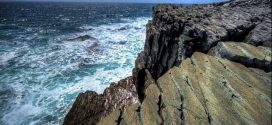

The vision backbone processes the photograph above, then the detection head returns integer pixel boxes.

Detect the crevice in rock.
[147,32,154,55]
[198,93,213,125]
[116,109,123,125]
[216,59,253,88]
[136,106,141,112]
[207,112,212,124]
[224,24,256,42]
[184,75,194,91]
[137,69,146,103]
[145,22,258,81]
[229,56,271,72]
[231,94,239,99]
[169,71,186,125]
[157,94,165,125]
[189,61,213,125]
[135,106,144,125]
[178,95,185,125]
[217,58,272,104]
[204,24,256,54]
[220,78,242,100]
[156,44,168,79]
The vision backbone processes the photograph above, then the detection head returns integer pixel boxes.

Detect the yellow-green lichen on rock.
[156,52,271,125]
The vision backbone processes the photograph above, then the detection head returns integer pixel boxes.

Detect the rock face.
[63,0,272,125]
[133,0,271,80]
[99,52,271,125]
[156,52,271,125]
[63,77,139,125]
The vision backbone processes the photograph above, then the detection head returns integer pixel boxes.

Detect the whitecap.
[61,18,70,21]
[0,51,17,66]
[0,16,151,125]
[1,104,42,125]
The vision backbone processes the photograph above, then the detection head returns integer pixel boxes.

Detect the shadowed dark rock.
[208,42,271,72]
[67,35,98,42]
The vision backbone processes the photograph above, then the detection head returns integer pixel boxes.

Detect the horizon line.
[0,0,227,4]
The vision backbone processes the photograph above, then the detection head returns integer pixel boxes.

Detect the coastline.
[64,0,272,124]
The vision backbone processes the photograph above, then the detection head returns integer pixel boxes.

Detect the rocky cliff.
[63,0,271,124]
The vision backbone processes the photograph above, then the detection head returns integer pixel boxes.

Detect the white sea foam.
[1,17,150,125]
[2,104,42,125]
[0,51,17,66]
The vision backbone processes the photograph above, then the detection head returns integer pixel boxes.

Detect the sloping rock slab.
[208,42,271,72]
[156,52,271,125]
[98,52,271,125]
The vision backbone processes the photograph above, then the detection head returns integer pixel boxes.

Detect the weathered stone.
[141,84,162,125]
[63,0,272,125]
[133,0,271,80]
[120,103,143,125]
[63,77,138,125]
[208,42,271,72]
[157,52,271,125]
[97,52,271,125]
[245,20,272,47]
[63,91,105,125]
[97,110,121,125]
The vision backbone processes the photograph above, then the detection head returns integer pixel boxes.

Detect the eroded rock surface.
[133,0,271,80]
[99,52,271,125]
[157,52,271,125]
[63,77,139,125]
[63,0,272,124]
[208,42,271,72]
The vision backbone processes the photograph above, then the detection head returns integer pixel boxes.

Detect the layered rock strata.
[98,52,272,125]
[63,0,272,125]
[133,0,271,81]
[208,42,271,72]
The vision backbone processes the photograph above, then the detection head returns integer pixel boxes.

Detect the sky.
[0,0,229,4]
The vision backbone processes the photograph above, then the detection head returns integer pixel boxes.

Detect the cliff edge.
[63,0,271,124]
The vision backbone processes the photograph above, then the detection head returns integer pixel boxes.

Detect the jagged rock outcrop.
[133,0,271,80]
[69,52,271,125]
[96,52,272,125]
[63,0,272,125]
[63,77,139,125]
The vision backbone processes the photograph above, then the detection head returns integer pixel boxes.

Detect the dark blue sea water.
[0,2,153,125]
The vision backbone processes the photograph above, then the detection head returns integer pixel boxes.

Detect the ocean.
[0,2,153,125]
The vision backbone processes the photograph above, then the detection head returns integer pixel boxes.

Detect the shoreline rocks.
[133,0,271,80]
[63,77,139,125]
[63,0,271,124]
